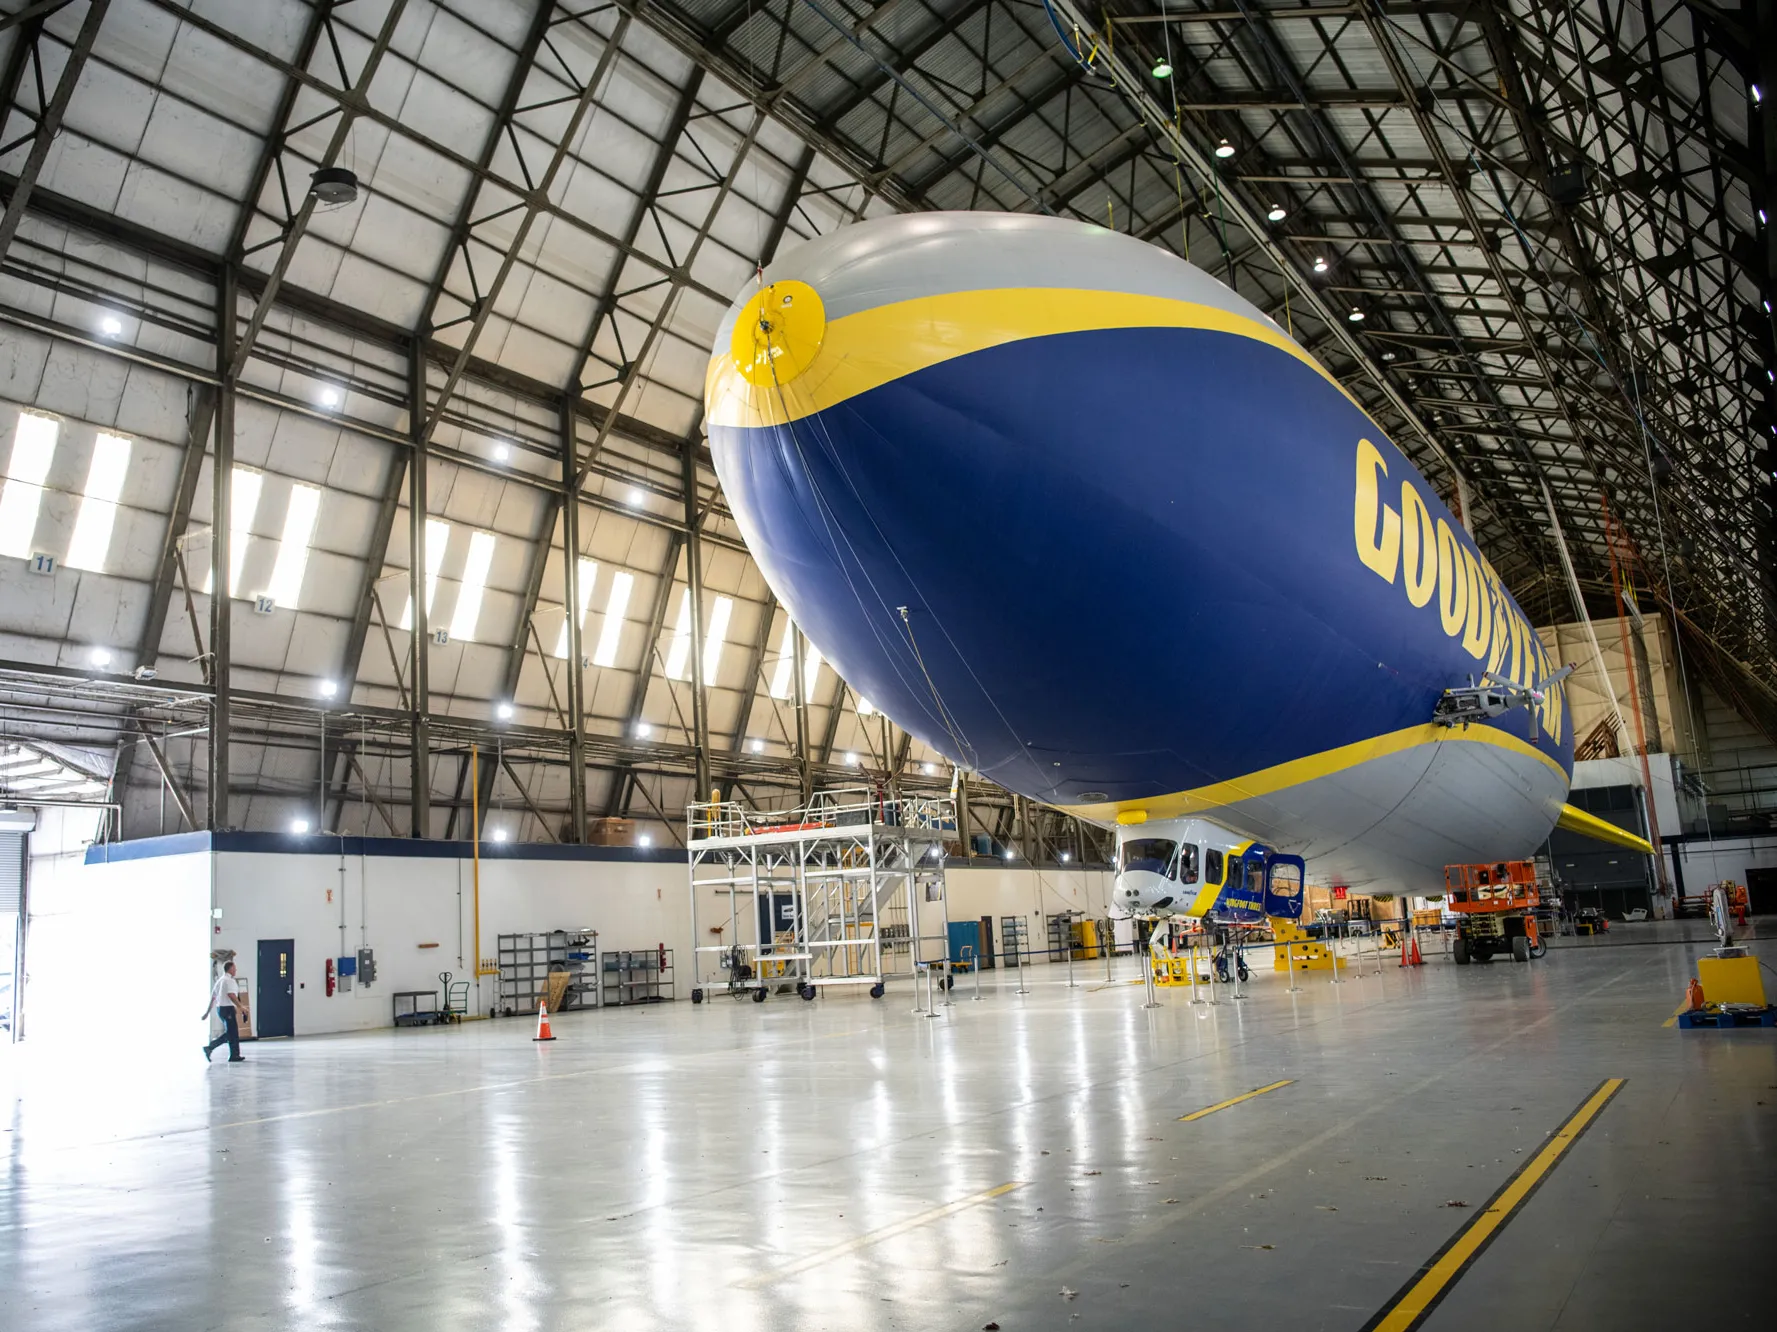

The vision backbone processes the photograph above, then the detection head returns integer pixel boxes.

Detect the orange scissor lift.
[1444,861,1547,965]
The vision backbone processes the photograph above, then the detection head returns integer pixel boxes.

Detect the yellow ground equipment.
[1270,918,1345,972]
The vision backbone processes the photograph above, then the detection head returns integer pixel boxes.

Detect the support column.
[682,442,711,801]
[406,348,431,836]
[560,400,588,842]
[207,266,235,831]
[791,627,811,802]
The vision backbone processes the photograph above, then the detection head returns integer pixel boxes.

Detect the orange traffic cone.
[1409,935,1423,967]
[533,1000,556,1042]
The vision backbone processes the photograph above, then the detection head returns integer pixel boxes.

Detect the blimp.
[704,212,1648,922]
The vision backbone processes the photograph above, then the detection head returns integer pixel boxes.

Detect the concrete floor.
[2,922,1773,1331]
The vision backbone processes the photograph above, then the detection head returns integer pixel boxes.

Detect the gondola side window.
[1178,843,1199,884]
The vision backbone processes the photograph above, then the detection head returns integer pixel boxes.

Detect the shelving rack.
[999,915,1030,968]
[496,928,598,1015]
[600,948,675,1006]
[687,786,954,1001]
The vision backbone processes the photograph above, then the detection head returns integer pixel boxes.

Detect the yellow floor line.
[1661,1000,1690,1029]
[1178,1079,1294,1121]
[1360,1077,1627,1332]
[735,1181,1024,1289]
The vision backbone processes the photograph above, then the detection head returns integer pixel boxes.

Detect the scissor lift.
[1444,860,1547,964]
[686,787,954,1003]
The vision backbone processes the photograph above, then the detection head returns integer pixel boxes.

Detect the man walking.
[203,960,246,1063]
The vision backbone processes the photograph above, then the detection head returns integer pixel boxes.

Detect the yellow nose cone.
[1116,810,1148,826]
[729,280,826,388]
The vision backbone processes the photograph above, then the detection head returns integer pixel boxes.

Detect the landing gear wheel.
[1528,935,1547,959]
[1453,937,1471,965]
[751,988,767,1004]
[1511,935,1531,964]
[943,975,955,991]
[1215,959,1231,984]
[869,982,885,999]
[1236,961,1250,982]
[691,988,704,1004]
[798,983,816,1001]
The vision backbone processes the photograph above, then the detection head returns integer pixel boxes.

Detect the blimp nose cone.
[713,279,827,403]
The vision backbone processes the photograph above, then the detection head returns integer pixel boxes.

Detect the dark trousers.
[205,1005,241,1060]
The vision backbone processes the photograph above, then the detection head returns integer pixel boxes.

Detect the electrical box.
[337,954,356,992]
[356,948,376,986]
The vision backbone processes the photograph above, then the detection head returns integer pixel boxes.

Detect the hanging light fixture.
[1214,139,1235,159]
[1312,256,1328,273]
[1266,204,1287,222]
[1348,307,1366,322]
[1151,56,1173,79]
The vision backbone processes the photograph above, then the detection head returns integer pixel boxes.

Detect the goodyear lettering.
[1354,441,1565,745]
[1400,482,1437,608]
[1354,439,1400,582]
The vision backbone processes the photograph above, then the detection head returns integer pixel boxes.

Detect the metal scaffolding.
[686,786,954,1002]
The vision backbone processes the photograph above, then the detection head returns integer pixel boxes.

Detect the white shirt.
[210,972,239,1010]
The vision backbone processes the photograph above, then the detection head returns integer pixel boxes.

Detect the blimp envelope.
[705,211,1620,893]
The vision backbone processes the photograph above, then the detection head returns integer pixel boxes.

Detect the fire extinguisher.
[325,957,336,997]
[658,941,666,972]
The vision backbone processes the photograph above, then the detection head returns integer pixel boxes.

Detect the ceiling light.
[1348,307,1365,322]
[1214,139,1235,159]
[1060,851,1071,862]
[1267,205,1287,222]
[635,721,653,739]
[88,646,112,667]
[1003,850,1015,861]
[1151,57,1172,79]
[496,701,514,720]
[493,442,511,462]
[319,679,338,697]
[290,818,311,834]
[1312,256,1328,273]
[843,751,859,766]
[638,833,653,847]
[490,828,508,842]
[99,315,123,336]
[310,166,359,205]
[749,737,765,753]
[1752,83,1763,105]
[921,762,936,776]
[1381,350,1397,362]
[319,386,342,408]
[626,487,645,507]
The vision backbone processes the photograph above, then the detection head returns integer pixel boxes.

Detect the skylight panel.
[803,640,824,698]
[592,570,633,668]
[553,558,599,658]
[665,588,693,680]
[400,519,452,629]
[264,483,322,609]
[702,595,734,682]
[857,697,876,716]
[202,467,264,595]
[64,431,130,572]
[768,620,795,699]
[0,413,59,559]
[448,530,497,642]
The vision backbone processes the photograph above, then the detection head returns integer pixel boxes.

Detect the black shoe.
[203,1045,212,1062]
[227,1057,246,1063]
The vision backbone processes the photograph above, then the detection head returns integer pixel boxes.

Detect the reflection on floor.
[1,920,1773,1331]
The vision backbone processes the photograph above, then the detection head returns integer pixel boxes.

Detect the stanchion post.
[1065,932,1078,988]
[1143,944,1162,1008]
[1187,937,1205,1005]
[1231,938,1246,1000]
[969,946,983,1001]
[942,960,954,1008]
[1285,937,1302,992]
[1329,927,1343,985]
[1104,929,1114,983]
